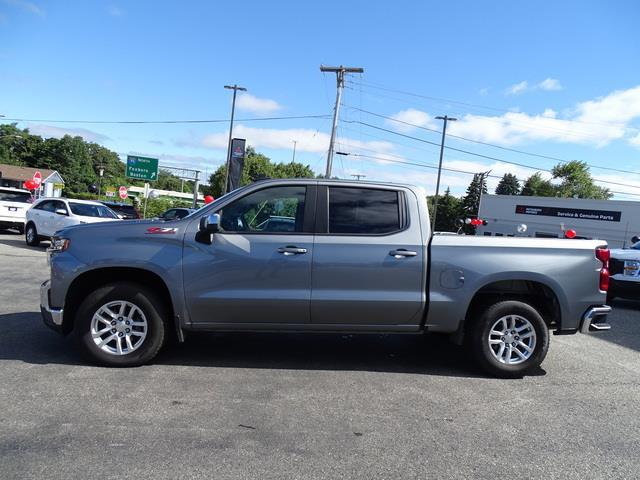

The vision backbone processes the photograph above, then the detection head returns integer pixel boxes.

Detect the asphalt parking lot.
[0,230,638,479]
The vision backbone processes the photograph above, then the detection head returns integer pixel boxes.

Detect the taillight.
[596,248,610,263]
[596,247,610,292]
[600,268,610,292]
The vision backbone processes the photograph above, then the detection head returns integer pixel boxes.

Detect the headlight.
[49,237,70,253]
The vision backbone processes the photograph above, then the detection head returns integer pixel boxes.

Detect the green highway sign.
[126,155,159,181]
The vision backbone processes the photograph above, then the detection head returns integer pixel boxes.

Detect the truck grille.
[609,258,624,275]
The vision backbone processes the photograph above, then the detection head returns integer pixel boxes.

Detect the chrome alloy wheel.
[26,227,35,243]
[488,314,537,365]
[90,301,148,356]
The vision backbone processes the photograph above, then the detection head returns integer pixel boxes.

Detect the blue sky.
[1,0,639,198]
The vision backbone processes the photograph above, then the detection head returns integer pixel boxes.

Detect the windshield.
[0,190,32,203]
[69,202,118,218]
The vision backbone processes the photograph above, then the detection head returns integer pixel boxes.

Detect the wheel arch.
[464,278,563,332]
[62,267,179,339]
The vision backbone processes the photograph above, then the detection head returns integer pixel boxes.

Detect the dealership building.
[476,194,640,248]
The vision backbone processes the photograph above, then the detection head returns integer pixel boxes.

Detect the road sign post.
[126,155,159,182]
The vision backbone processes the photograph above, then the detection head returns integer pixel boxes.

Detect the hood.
[610,248,640,259]
[55,218,188,238]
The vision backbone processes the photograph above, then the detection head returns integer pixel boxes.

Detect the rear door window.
[328,187,401,235]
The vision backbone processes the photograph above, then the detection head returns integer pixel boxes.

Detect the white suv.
[25,198,120,246]
[0,187,32,233]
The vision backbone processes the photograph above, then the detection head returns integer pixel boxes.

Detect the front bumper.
[40,280,64,333]
[580,305,612,334]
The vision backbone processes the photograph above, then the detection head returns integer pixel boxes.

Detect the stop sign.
[118,186,128,200]
[32,171,42,187]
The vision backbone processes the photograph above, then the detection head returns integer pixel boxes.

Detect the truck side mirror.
[199,213,221,234]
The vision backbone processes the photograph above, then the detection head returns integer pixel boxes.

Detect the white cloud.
[505,78,563,95]
[538,78,563,91]
[506,81,528,95]
[2,0,44,17]
[200,125,394,156]
[236,93,282,115]
[28,124,110,143]
[385,108,438,133]
[106,5,123,17]
[388,84,640,148]
[629,132,640,146]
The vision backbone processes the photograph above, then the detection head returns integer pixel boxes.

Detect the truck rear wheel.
[73,282,167,367]
[469,300,549,378]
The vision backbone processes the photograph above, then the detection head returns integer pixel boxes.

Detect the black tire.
[468,300,549,378]
[73,282,168,367]
[25,222,40,246]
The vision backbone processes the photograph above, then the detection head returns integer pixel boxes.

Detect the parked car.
[41,179,612,378]
[156,207,195,221]
[607,242,640,301]
[99,201,141,220]
[25,198,120,246]
[0,187,32,233]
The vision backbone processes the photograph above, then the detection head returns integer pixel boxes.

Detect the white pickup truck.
[41,179,612,378]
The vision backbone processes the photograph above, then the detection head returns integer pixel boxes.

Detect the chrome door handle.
[389,249,417,258]
[277,246,308,255]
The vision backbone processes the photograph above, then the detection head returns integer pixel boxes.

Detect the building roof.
[0,164,62,183]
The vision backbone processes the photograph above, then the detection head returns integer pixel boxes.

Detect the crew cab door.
[310,185,425,326]
[183,184,316,326]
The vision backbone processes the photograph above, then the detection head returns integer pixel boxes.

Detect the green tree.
[495,173,521,195]
[206,146,315,197]
[461,173,488,217]
[520,172,555,197]
[551,160,611,199]
[428,187,462,232]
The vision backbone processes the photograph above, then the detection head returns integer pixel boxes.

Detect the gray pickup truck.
[40,179,612,377]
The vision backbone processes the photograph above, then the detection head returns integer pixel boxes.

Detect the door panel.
[183,233,313,324]
[182,184,315,325]
[311,186,425,326]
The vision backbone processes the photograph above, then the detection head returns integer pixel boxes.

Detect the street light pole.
[97,165,105,198]
[431,115,457,232]
[223,84,247,193]
[292,140,297,163]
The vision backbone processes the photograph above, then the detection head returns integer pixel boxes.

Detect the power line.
[349,81,638,142]
[347,152,640,199]
[345,120,640,191]
[349,79,637,130]
[0,114,331,125]
[344,105,640,176]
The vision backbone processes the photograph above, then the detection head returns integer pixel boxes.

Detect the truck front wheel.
[469,300,549,378]
[74,282,167,367]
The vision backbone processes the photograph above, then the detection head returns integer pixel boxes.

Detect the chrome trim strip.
[40,280,64,326]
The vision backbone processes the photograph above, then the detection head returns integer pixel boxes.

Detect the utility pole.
[292,140,297,163]
[431,115,457,232]
[477,170,491,215]
[351,174,366,181]
[223,84,246,193]
[320,65,364,178]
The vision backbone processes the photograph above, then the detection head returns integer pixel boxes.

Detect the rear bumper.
[40,280,64,333]
[0,217,24,228]
[580,305,612,334]
[609,277,640,299]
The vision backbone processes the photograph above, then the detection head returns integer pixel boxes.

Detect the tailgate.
[0,201,29,220]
